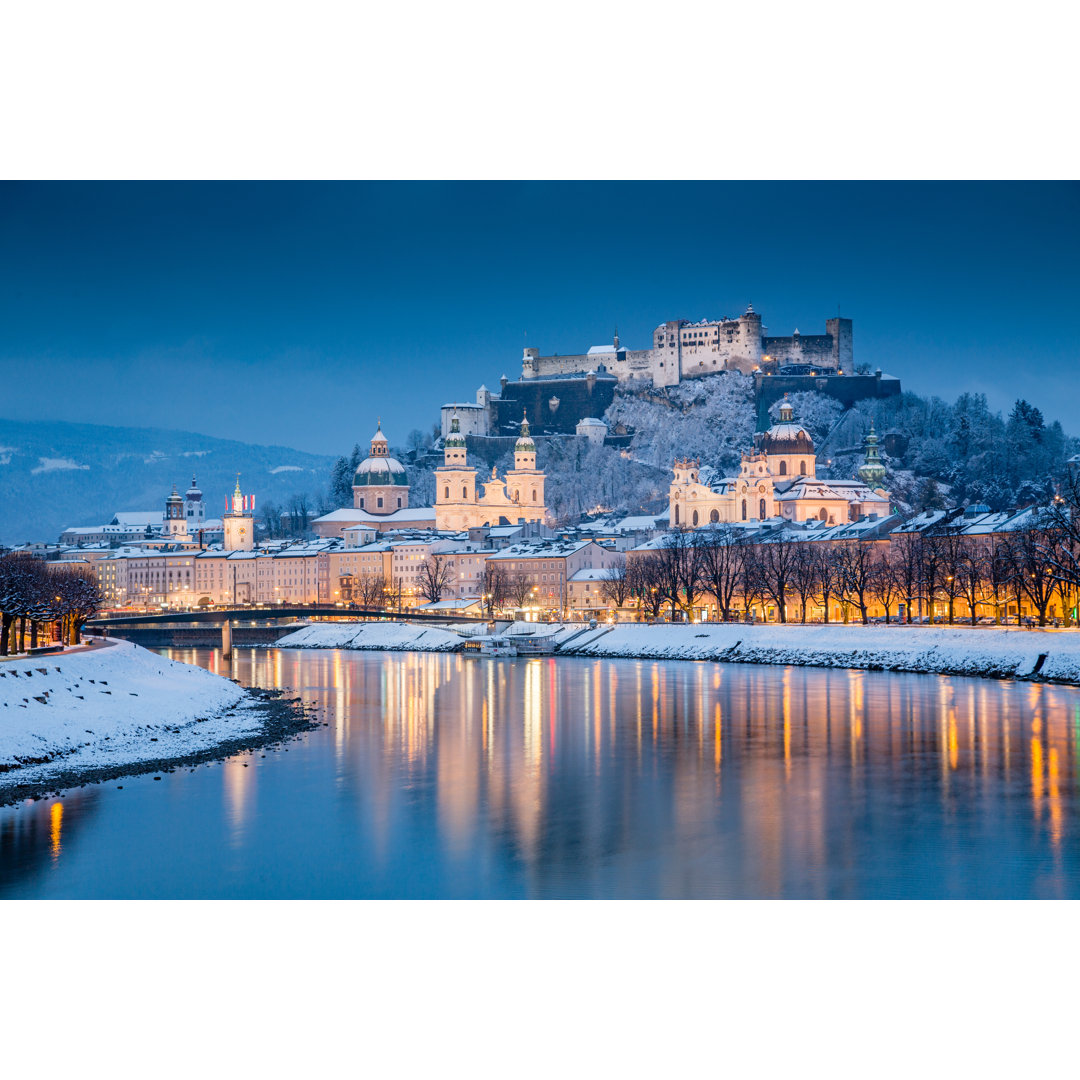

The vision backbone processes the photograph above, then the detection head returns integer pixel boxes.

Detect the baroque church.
[669,399,890,528]
[434,413,548,530]
[312,416,549,538]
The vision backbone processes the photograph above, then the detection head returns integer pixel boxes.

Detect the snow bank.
[275,621,465,652]
[0,642,259,791]
[273,617,1080,684]
[564,623,1080,683]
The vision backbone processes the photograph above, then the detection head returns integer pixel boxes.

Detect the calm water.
[2,648,1079,898]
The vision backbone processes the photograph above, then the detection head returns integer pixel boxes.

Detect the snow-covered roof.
[587,344,618,355]
[315,506,437,524]
[569,568,616,581]
[487,538,595,560]
[111,511,163,526]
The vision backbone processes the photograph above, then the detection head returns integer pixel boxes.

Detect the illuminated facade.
[669,400,890,528]
[435,413,548,531]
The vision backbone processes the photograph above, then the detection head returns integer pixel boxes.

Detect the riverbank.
[273,620,1080,684]
[0,640,315,805]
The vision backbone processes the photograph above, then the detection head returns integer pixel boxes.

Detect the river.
[2,647,1078,898]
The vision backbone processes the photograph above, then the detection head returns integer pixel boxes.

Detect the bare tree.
[872,546,902,623]
[789,541,821,623]
[507,572,534,609]
[758,532,798,623]
[417,557,455,604]
[632,555,666,620]
[816,544,842,622]
[654,531,702,620]
[482,562,509,618]
[695,527,745,621]
[889,532,924,623]
[357,573,388,608]
[836,541,876,624]
[597,555,634,611]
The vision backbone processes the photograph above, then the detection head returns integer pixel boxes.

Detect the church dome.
[761,399,815,455]
[354,420,409,487]
[166,485,183,505]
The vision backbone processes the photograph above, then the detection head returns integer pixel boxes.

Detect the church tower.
[858,423,887,489]
[435,413,478,530]
[505,413,546,515]
[224,475,255,551]
[185,475,205,531]
[164,484,188,541]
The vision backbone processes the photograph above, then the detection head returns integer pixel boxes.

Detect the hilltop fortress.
[442,304,898,442]
[522,304,852,388]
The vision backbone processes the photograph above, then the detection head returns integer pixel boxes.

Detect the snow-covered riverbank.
[274,619,1080,684]
[564,623,1080,682]
[275,621,465,651]
[0,641,309,802]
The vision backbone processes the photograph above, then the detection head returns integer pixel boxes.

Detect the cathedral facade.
[434,413,548,531]
[669,400,890,528]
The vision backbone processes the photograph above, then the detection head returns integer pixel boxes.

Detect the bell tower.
[224,475,255,551]
[164,484,188,541]
[505,412,546,518]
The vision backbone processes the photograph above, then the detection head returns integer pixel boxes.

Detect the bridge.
[90,605,486,627]
[89,605,486,648]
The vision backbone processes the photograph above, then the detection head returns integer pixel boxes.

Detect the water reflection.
[2,647,1079,898]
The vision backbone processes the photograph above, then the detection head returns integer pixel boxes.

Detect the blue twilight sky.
[2,181,1077,456]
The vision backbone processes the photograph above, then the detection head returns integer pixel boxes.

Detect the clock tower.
[224,475,255,551]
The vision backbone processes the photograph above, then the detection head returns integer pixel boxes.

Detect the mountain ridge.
[0,417,336,544]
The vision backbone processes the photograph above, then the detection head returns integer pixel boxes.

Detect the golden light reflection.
[1048,747,1062,845]
[1031,736,1044,814]
[153,646,1080,893]
[49,801,63,859]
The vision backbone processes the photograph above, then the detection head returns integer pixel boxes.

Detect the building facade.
[434,414,548,531]
[669,400,890,528]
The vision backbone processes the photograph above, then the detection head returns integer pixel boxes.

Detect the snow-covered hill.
[0,417,335,544]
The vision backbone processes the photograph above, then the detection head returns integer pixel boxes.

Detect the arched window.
[692,510,699,526]
[710,509,719,523]
[360,498,365,508]
[741,499,747,521]
[377,497,383,508]
[674,505,680,525]
[397,498,402,508]
[514,489,520,502]
[532,489,537,502]
[800,461,806,475]
[444,486,449,500]
[462,486,468,499]
[759,498,766,519]
[819,508,827,521]
[779,461,787,476]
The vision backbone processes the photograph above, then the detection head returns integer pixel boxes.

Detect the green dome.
[445,413,467,448]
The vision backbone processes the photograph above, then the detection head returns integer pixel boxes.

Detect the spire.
[520,411,530,438]
[858,423,887,487]
[613,325,620,349]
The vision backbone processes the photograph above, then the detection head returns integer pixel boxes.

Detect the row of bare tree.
[0,555,105,655]
[597,513,1080,627]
